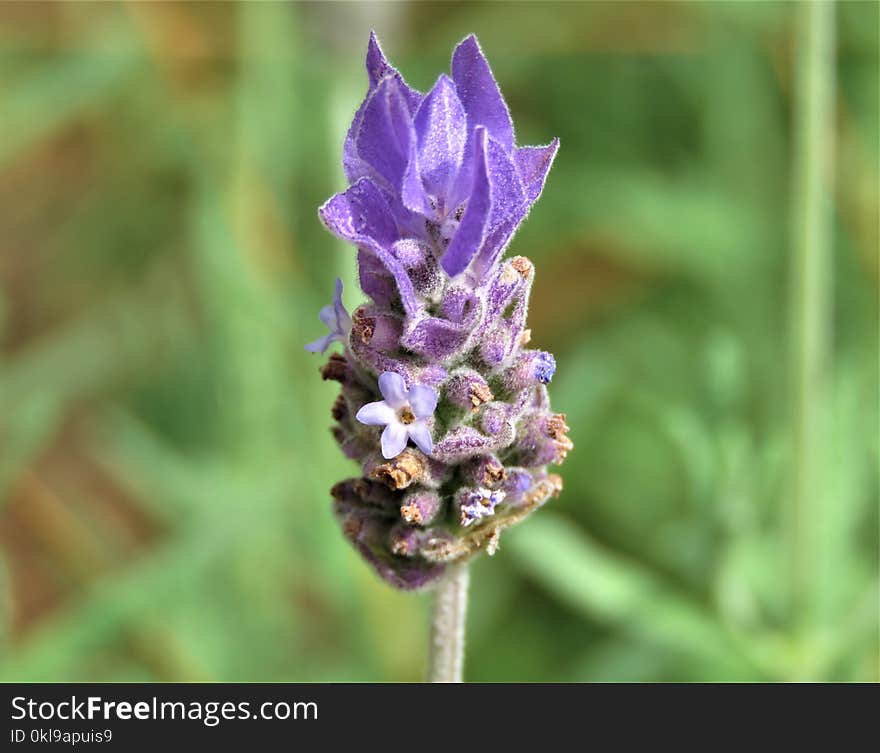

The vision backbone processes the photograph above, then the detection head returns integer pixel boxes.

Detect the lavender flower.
[310,32,571,590]
[356,371,437,458]
[459,487,506,527]
[304,278,352,354]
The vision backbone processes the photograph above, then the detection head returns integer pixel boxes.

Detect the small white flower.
[355,372,437,459]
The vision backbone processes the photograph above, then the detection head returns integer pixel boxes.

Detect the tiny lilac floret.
[356,371,437,459]
[460,487,506,527]
[304,278,352,354]
[534,352,556,384]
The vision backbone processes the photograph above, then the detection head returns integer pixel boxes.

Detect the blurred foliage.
[0,1,876,682]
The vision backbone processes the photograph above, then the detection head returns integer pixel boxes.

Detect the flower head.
[314,33,570,591]
[305,278,352,354]
[356,371,437,459]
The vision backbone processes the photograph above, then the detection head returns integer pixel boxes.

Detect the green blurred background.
[0,1,877,682]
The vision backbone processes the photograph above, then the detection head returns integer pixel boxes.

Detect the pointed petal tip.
[365,30,392,86]
[515,137,560,204]
[304,336,330,354]
[537,136,561,168]
[451,34,483,73]
[456,33,480,52]
[451,35,514,152]
[316,194,336,228]
[434,71,456,93]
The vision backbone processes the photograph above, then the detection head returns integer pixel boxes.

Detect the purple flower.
[320,33,559,291]
[305,278,352,354]
[355,371,437,459]
[459,487,506,527]
[532,352,556,384]
[315,33,569,591]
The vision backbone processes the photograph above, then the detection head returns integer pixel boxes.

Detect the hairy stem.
[428,561,469,682]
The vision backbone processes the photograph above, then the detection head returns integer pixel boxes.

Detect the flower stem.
[788,0,835,651]
[428,561,469,682]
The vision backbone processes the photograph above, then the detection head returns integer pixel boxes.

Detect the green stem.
[788,0,835,659]
[428,562,469,682]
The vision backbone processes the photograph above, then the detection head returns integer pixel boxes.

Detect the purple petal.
[355,76,415,191]
[486,135,527,231]
[366,31,393,86]
[401,315,471,360]
[345,34,422,184]
[401,140,432,216]
[355,400,396,426]
[414,74,467,201]
[344,109,370,183]
[365,32,422,109]
[381,422,408,459]
[407,422,433,455]
[451,35,514,153]
[515,139,559,203]
[400,285,482,357]
[304,333,334,354]
[319,178,398,248]
[357,247,399,309]
[442,127,491,278]
[440,286,479,323]
[332,278,350,331]
[467,136,528,280]
[378,371,408,408]
[469,212,527,283]
[319,179,417,315]
[408,385,438,418]
[318,304,336,330]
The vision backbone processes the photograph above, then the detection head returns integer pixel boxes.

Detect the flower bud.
[461,454,507,488]
[445,368,494,411]
[400,489,444,526]
[352,306,404,352]
[504,350,556,391]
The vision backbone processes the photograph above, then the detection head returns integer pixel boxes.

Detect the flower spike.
[313,33,568,590]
